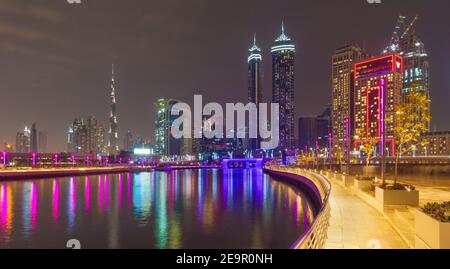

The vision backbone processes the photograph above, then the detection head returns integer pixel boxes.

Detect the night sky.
[0,0,449,151]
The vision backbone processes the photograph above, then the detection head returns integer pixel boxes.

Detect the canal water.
[0,169,315,249]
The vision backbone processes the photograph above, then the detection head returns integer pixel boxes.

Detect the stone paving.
[324,179,409,249]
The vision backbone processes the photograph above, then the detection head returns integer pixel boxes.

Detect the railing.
[265,165,332,249]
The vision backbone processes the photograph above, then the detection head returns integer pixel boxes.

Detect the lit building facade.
[68,117,105,155]
[248,33,262,151]
[331,44,366,158]
[384,15,431,130]
[272,22,295,150]
[420,131,450,157]
[123,130,133,151]
[353,54,403,157]
[154,99,181,157]
[108,64,119,155]
[15,126,30,153]
[30,123,38,153]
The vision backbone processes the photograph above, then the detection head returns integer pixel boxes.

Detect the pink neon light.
[69,178,76,218]
[104,175,109,210]
[380,78,385,157]
[2,151,6,166]
[118,174,123,208]
[345,118,350,162]
[98,176,103,211]
[52,180,59,221]
[32,153,37,167]
[85,177,90,214]
[31,182,38,230]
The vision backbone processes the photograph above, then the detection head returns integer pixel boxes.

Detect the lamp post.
[2,151,6,166]
[32,153,37,167]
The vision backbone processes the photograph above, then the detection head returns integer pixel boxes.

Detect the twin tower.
[247,22,296,151]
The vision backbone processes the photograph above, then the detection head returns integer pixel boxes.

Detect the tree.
[360,136,378,167]
[393,91,431,185]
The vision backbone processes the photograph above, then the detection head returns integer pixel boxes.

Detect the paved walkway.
[325,179,408,249]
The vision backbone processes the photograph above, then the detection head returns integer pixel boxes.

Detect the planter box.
[415,210,450,249]
[354,180,372,192]
[341,175,354,187]
[375,187,419,206]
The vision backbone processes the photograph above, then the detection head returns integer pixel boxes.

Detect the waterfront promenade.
[274,168,409,249]
[0,166,137,180]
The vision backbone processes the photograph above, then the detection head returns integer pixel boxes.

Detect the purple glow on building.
[380,78,385,157]
[2,151,6,166]
[345,118,350,162]
[54,154,59,166]
[32,153,37,167]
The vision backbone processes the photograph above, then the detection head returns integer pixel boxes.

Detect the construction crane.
[401,15,419,39]
[384,14,406,54]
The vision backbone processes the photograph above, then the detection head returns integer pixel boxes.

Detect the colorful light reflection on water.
[0,169,314,249]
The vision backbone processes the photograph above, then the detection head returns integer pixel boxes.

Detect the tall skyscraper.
[68,117,105,154]
[248,33,262,151]
[95,125,106,155]
[354,54,403,157]
[272,21,295,150]
[123,130,133,151]
[38,131,47,153]
[87,116,97,153]
[67,126,74,153]
[15,128,29,153]
[154,99,182,157]
[384,15,431,130]
[30,123,38,153]
[108,64,119,155]
[331,44,367,157]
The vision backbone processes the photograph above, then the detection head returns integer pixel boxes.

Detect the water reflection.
[0,169,314,249]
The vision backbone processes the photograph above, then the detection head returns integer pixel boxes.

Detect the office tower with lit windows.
[331,44,367,158]
[154,99,182,157]
[353,54,403,157]
[124,130,133,151]
[68,117,105,154]
[87,116,97,153]
[95,125,106,155]
[15,126,30,153]
[30,123,38,153]
[108,64,119,155]
[272,21,295,150]
[384,15,431,131]
[248,33,262,151]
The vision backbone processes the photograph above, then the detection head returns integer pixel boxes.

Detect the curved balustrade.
[264,165,332,249]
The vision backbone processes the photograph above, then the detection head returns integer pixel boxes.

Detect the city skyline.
[0,0,449,151]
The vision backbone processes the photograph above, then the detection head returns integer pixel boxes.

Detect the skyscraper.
[331,44,367,158]
[68,117,105,154]
[154,99,182,157]
[30,123,38,153]
[15,128,30,153]
[124,130,133,151]
[108,64,119,156]
[87,116,97,153]
[354,54,403,157]
[384,15,431,131]
[272,21,295,150]
[248,33,262,151]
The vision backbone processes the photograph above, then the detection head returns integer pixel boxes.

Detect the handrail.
[265,165,332,249]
